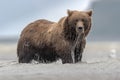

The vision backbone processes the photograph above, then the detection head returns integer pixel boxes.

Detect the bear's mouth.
[76,32,85,43]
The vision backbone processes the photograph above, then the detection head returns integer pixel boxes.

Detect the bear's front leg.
[60,52,73,64]
[75,39,86,63]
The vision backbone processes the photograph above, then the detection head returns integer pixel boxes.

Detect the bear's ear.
[86,10,92,16]
[67,9,73,16]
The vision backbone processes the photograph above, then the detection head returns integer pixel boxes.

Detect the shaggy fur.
[17,10,92,63]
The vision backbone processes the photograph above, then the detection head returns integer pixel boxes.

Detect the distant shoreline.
[0,37,18,43]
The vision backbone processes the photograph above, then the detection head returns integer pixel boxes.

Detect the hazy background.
[0,0,120,43]
[89,0,120,41]
[0,0,91,43]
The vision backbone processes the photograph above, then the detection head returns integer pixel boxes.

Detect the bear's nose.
[78,27,83,30]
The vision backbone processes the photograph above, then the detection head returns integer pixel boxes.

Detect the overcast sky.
[0,0,92,38]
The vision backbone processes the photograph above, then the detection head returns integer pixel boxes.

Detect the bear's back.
[19,19,57,47]
[21,19,54,36]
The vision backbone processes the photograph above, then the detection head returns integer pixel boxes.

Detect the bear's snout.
[78,26,83,30]
[76,21,84,32]
[77,26,84,34]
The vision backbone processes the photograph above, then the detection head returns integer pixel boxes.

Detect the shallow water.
[0,42,120,80]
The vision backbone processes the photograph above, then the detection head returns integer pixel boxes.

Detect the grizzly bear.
[17,10,92,64]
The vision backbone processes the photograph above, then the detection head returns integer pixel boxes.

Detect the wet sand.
[0,42,120,80]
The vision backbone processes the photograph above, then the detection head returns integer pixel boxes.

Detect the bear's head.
[66,10,92,37]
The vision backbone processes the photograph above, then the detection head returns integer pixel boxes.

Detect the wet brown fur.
[17,10,92,63]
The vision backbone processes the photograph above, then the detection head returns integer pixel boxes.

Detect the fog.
[0,0,120,42]
[88,0,120,41]
[0,0,90,39]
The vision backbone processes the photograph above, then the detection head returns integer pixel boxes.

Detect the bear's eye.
[82,19,87,22]
[75,19,79,22]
